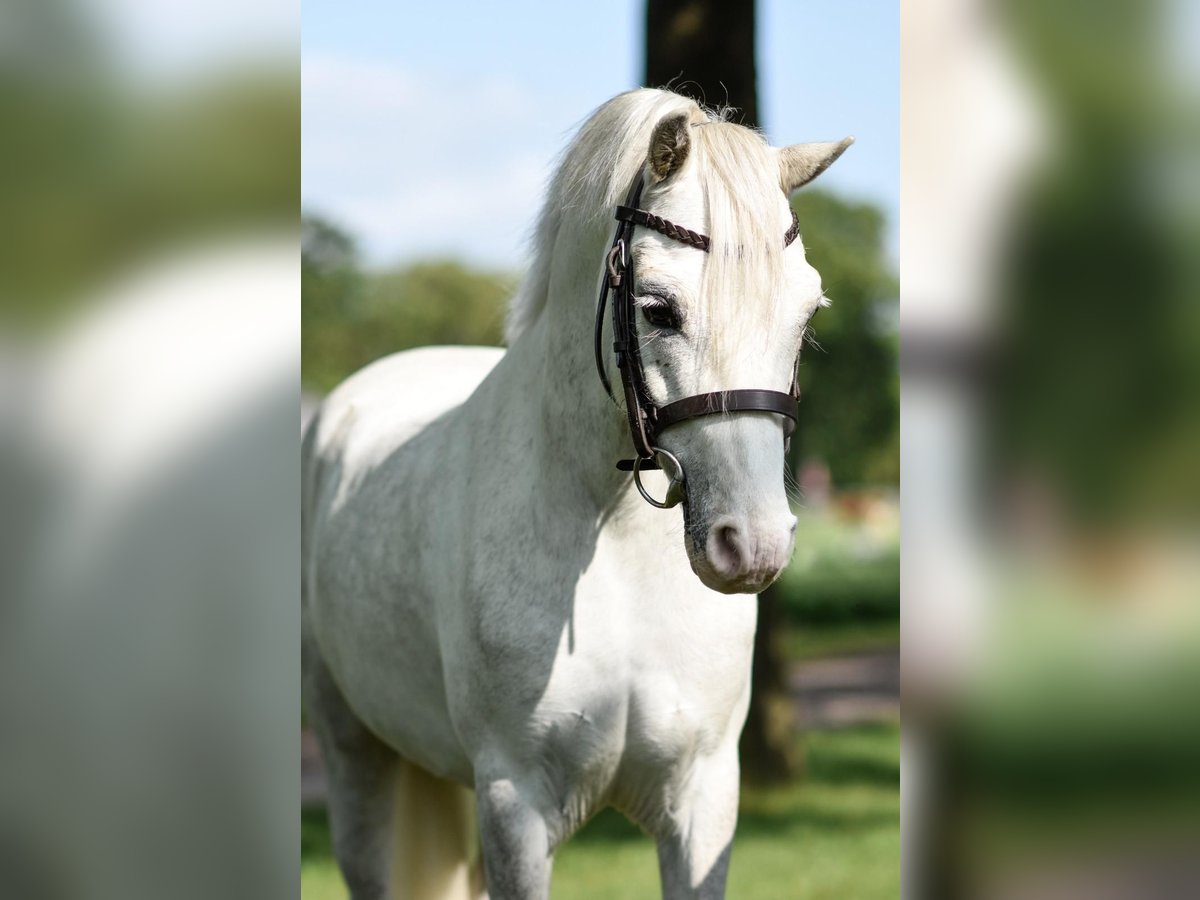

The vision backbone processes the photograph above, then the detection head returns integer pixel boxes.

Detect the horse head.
[617,109,852,594]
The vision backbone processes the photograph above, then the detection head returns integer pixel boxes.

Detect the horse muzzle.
[686,511,798,595]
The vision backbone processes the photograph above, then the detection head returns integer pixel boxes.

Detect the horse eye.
[639,297,681,330]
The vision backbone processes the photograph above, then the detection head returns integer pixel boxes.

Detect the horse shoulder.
[302,346,506,780]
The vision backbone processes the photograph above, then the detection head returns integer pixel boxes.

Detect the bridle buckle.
[606,240,626,288]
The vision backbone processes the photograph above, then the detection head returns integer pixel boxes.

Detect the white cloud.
[302,54,569,268]
[300,57,419,115]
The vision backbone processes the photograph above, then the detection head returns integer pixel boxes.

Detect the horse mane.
[505,88,790,348]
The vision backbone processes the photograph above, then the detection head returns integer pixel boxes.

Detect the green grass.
[781,620,900,661]
[301,724,899,899]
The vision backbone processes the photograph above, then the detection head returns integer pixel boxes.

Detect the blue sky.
[302,0,897,269]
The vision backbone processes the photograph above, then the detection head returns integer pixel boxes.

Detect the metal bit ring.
[632,447,685,509]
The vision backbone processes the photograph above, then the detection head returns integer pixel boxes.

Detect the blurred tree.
[301,214,364,391]
[301,213,513,392]
[302,217,356,272]
[994,0,1199,525]
[645,0,757,123]
[791,191,900,486]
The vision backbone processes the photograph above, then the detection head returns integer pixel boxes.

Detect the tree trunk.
[644,0,759,127]
[644,0,800,783]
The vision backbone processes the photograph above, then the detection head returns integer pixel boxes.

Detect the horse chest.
[526,601,754,820]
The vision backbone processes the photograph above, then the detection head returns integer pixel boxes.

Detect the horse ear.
[648,112,692,182]
[779,137,855,193]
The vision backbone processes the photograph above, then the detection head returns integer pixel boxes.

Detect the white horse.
[302,88,851,899]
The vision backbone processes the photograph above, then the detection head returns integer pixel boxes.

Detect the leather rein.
[593,172,802,508]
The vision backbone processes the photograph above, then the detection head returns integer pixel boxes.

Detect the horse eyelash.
[634,294,676,310]
[634,294,684,330]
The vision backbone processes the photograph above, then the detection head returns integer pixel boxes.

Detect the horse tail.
[390,759,484,899]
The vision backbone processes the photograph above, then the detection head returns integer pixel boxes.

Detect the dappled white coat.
[302,88,847,899]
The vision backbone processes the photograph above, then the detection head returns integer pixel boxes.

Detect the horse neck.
[507,225,634,509]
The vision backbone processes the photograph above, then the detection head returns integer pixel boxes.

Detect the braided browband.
[614,206,801,253]
[615,206,710,251]
[783,210,801,248]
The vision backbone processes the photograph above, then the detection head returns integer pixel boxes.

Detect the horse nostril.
[706,518,747,578]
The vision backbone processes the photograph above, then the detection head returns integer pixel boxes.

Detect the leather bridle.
[594,171,803,508]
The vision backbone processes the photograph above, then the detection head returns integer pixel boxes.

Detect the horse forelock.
[689,123,791,364]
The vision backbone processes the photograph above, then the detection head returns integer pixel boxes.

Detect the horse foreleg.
[474,773,553,900]
[303,639,400,900]
[654,751,740,899]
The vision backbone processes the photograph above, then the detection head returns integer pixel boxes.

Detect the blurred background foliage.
[791,191,899,486]
[0,69,297,326]
[993,0,1200,527]
[909,0,1200,895]
[0,2,300,898]
[301,216,514,393]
